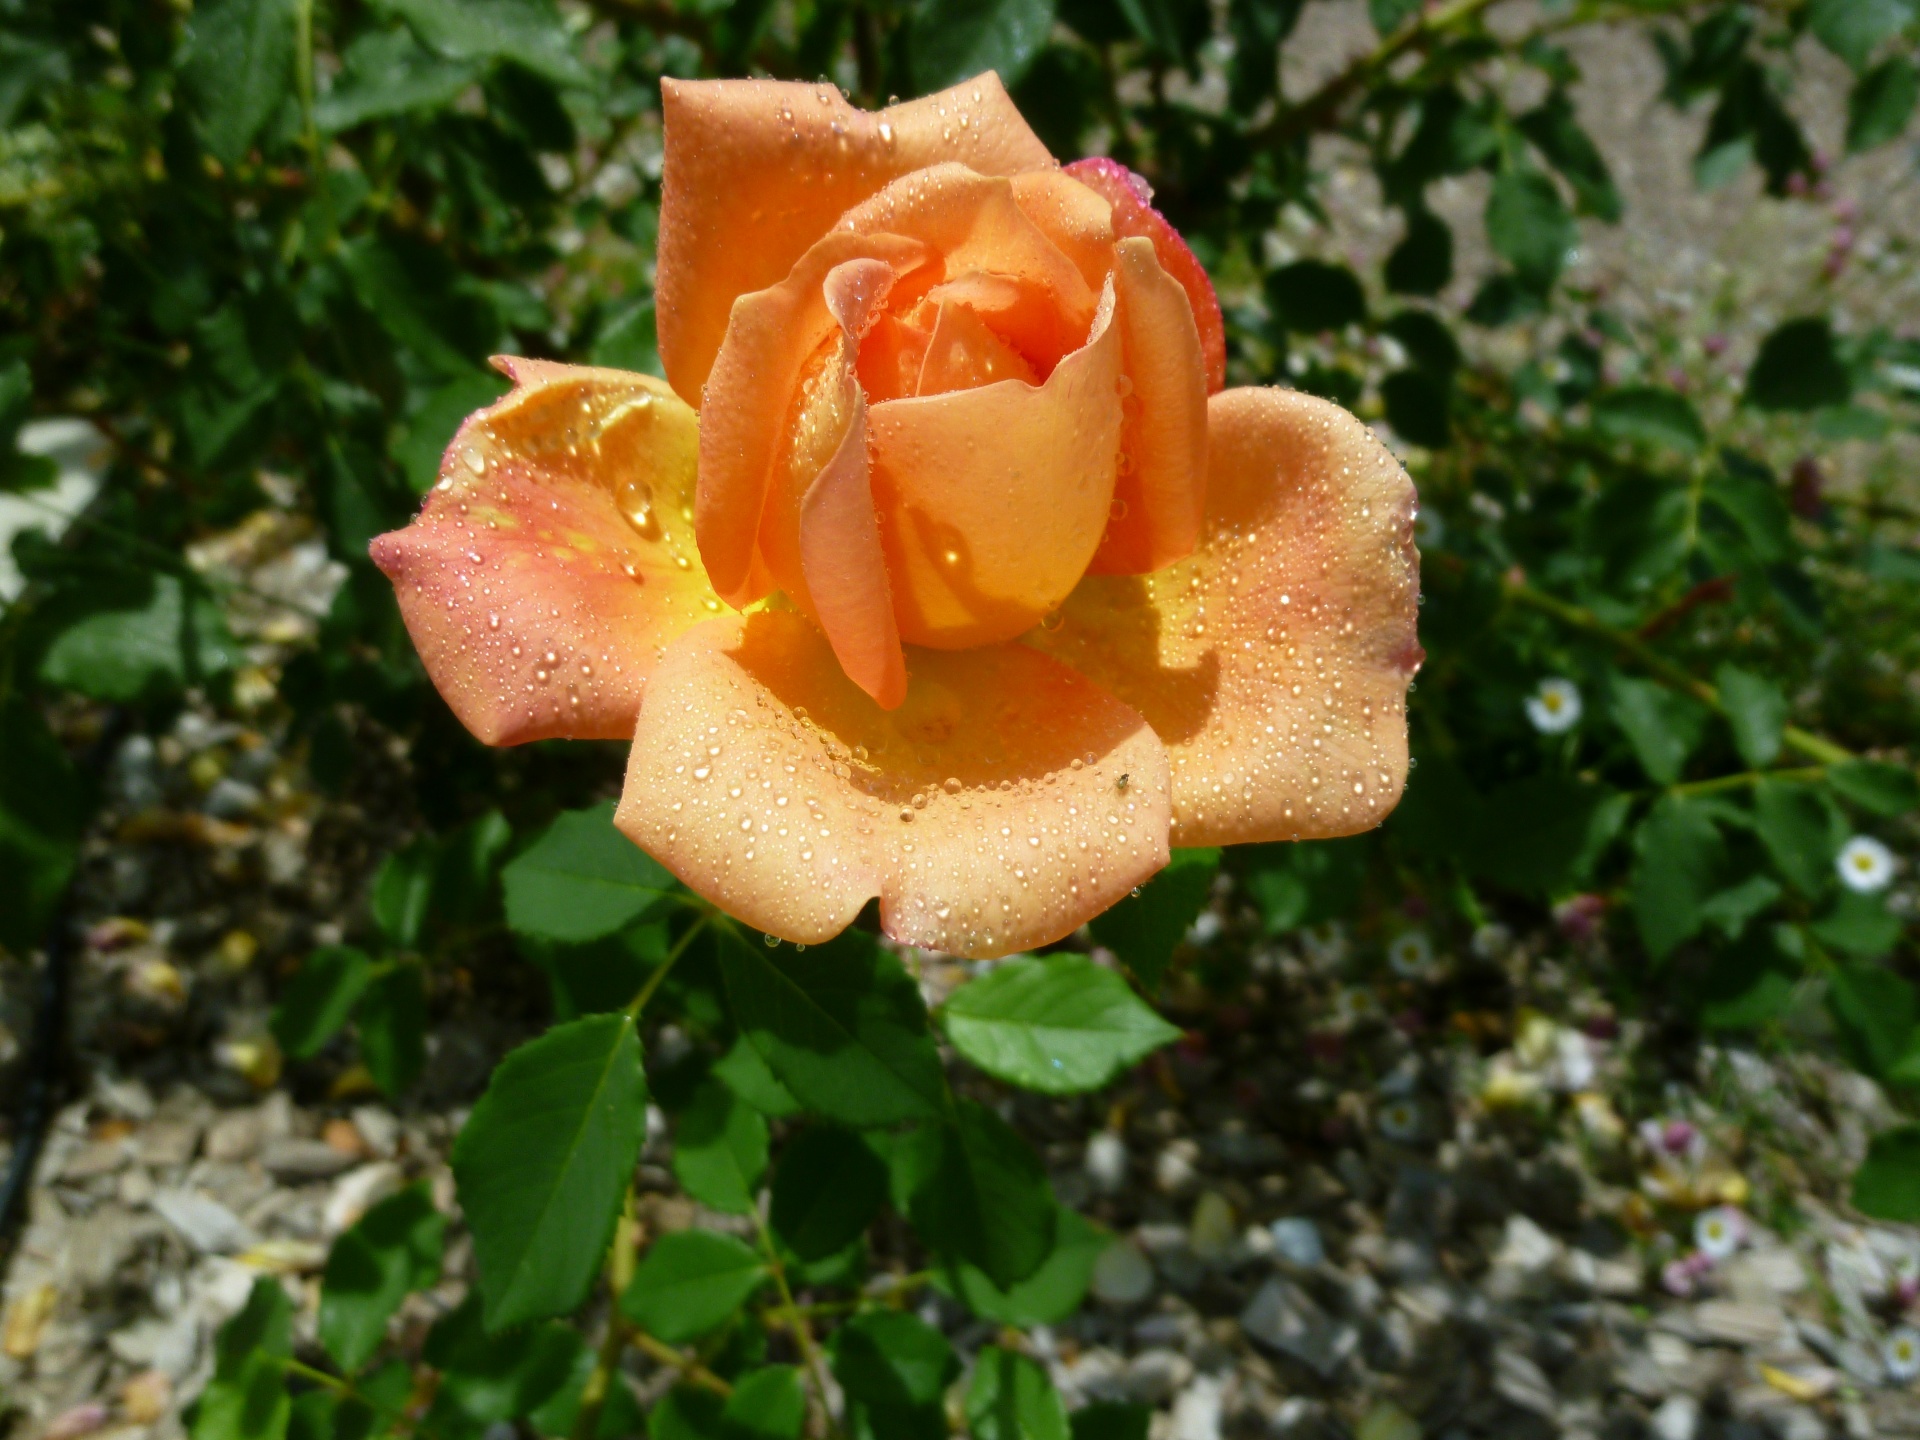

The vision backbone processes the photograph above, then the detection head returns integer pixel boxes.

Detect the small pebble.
[1091,1241,1155,1305]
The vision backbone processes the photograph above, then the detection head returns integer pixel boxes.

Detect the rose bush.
[371,75,1422,957]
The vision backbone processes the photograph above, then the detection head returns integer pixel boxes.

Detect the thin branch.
[1501,576,1854,765]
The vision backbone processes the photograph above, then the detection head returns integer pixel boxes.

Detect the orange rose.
[371,75,1422,959]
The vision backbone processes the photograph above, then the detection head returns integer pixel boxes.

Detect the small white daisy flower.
[1885,1326,1920,1385]
[1301,921,1350,969]
[1838,835,1896,894]
[1387,928,1435,978]
[1376,1098,1422,1143]
[1693,1205,1746,1262]
[1526,677,1583,734]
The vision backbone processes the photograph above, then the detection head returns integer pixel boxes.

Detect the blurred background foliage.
[1,0,1919,1429]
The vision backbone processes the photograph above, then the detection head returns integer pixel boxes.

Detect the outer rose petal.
[1064,158,1227,394]
[1029,388,1422,846]
[658,75,1055,402]
[615,611,1172,959]
[1087,237,1209,576]
[697,231,931,606]
[870,280,1123,650]
[370,360,717,746]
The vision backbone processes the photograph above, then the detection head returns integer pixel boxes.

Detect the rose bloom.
[371,75,1422,958]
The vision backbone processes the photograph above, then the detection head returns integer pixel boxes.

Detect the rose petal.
[1030,387,1422,845]
[915,297,1040,395]
[1010,170,1118,289]
[658,75,1054,402]
[1064,158,1227,393]
[836,164,1097,375]
[1088,237,1209,575]
[870,279,1123,650]
[615,611,1171,957]
[795,260,908,710]
[697,231,931,607]
[370,359,717,745]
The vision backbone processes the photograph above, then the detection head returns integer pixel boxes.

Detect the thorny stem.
[1255,0,1504,148]
[283,1357,351,1394]
[632,1332,734,1396]
[624,911,712,1019]
[574,916,715,1438]
[751,1205,839,1439]
[1666,766,1828,798]
[1501,576,1856,767]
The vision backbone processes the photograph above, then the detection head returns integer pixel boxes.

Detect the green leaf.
[1829,963,1915,1078]
[1265,261,1367,333]
[192,1357,290,1440]
[1586,474,1692,593]
[1809,0,1914,71]
[340,236,481,378]
[769,1126,888,1261]
[1088,847,1220,992]
[195,1280,293,1440]
[620,1230,767,1345]
[712,1037,801,1118]
[216,1277,294,1378]
[715,925,947,1127]
[271,947,374,1061]
[1590,387,1705,454]
[1747,318,1852,411]
[378,0,589,87]
[1385,209,1453,297]
[423,1297,580,1423]
[1380,370,1451,448]
[1632,796,1727,959]
[1070,1405,1151,1440]
[723,1367,806,1440]
[1608,675,1708,786]
[966,1348,1069,1440]
[1713,664,1787,768]
[358,964,427,1096]
[1753,780,1841,896]
[452,1015,649,1330]
[1698,928,1799,1030]
[503,801,679,943]
[315,26,480,132]
[372,841,435,949]
[944,1208,1107,1325]
[1854,1126,1920,1221]
[1476,775,1626,896]
[672,1078,769,1217]
[0,698,84,957]
[943,955,1180,1095]
[1485,164,1576,290]
[1828,760,1920,817]
[1368,0,1421,33]
[1698,873,1782,939]
[41,576,239,701]
[1811,890,1905,958]
[908,0,1058,92]
[320,1184,446,1372]
[591,296,664,378]
[905,1099,1055,1288]
[831,1312,958,1409]
[1848,57,1920,151]
[651,1386,727,1440]
[183,0,298,165]
[1516,89,1621,221]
